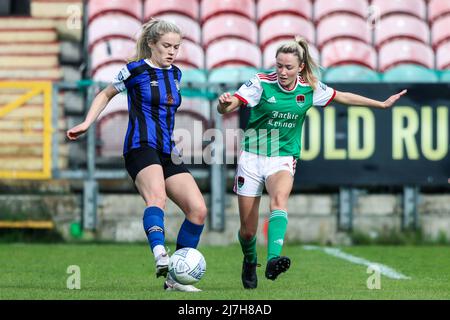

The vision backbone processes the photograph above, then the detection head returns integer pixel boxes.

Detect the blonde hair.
[131,18,182,61]
[276,36,319,90]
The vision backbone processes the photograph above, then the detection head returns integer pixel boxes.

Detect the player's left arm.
[333,89,408,109]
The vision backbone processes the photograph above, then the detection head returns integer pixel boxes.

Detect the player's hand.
[218,92,233,108]
[382,89,407,108]
[66,122,89,140]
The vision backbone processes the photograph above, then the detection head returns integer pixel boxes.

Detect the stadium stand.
[200,0,255,23]
[371,0,427,20]
[206,39,261,69]
[256,0,313,24]
[382,64,440,82]
[90,38,135,77]
[323,65,381,83]
[428,0,450,24]
[176,39,204,69]
[436,41,450,70]
[431,15,450,48]
[202,14,258,48]
[259,14,315,50]
[374,14,430,48]
[378,39,435,72]
[153,13,201,44]
[316,14,371,49]
[314,0,369,22]
[321,39,377,70]
[87,0,142,22]
[208,67,258,85]
[144,0,199,21]
[263,39,319,70]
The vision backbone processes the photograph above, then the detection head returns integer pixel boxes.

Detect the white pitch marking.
[303,245,411,280]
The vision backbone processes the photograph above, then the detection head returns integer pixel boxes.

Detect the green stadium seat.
[182,69,207,84]
[439,70,450,82]
[382,64,439,83]
[208,67,258,85]
[323,65,381,83]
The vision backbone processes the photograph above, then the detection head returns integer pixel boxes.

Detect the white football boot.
[155,252,169,278]
[164,273,202,292]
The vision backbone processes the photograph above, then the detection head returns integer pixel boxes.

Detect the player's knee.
[189,202,207,225]
[270,195,288,212]
[240,228,256,241]
[145,193,167,209]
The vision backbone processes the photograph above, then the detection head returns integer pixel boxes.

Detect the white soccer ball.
[168,247,206,285]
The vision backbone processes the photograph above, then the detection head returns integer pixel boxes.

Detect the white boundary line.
[303,245,411,280]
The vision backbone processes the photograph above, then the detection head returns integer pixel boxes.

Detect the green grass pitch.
[1,244,449,299]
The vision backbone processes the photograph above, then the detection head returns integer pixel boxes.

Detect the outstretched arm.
[66,84,119,140]
[217,92,244,114]
[333,89,407,109]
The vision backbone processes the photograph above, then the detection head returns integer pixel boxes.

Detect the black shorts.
[124,146,190,181]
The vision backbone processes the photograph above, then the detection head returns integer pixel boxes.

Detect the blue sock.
[143,206,165,251]
[176,219,204,250]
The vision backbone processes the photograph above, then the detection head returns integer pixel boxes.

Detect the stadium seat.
[90,38,135,76]
[428,0,450,23]
[436,41,450,70]
[153,14,201,44]
[382,64,439,83]
[202,14,258,48]
[259,14,315,50]
[323,65,381,83]
[181,69,208,85]
[314,0,369,22]
[440,70,450,83]
[263,39,319,70]
[178,97,210,121]
[379,40,435,72]
[222,112,241,161]
[371,0,426,20]
[206,39,261,69]
[208,67,258,85]
[177,40,204,69]
[257,0,312,25]
[321,39,377,70]
[97,110,128,157]
[201,0,255,24]
[316,14,371,49]
[143,0,199,21]
[92,62,124,83]
[88,0,142,23]
[431,15,450,48]
[374,15,430,48]
[172,110,209,160]
[88,13,141,50]
[99,91,128,120]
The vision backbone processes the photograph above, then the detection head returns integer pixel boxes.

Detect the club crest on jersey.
[245,80,253,87]
[167,94,174,105]
[296,94,306,107]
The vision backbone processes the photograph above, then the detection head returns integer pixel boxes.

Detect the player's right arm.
[217,92,243,114]
[66,84,119,140]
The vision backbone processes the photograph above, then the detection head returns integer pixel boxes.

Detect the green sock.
[238,232,257,264]
[267,210,288,261]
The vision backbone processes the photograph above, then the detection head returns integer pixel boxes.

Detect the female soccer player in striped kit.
[217,36,407,289]
[67,19,206,292]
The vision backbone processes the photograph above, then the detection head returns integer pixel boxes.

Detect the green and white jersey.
[234,72,336,158]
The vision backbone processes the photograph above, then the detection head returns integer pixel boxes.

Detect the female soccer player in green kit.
[217,36,407,289]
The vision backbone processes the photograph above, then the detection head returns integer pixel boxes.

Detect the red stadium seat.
[206,39,261,69]
[91,38,136,76]
[436,41,450,70]
[97,110,128,157]
[259,14,315,50]
[371,0,426,20]
[314,0,369,22]
[202,14,258,48]
[429,0,450,23]
[374,15,430,48]
[154,14,201,44]
[263,39,319,70]
[201,0,255,24]
[379,39,434,71]
[321,39,377,69]
[88,13,141,50]
[432,15,450,48]
[176,40,204,69]
[92,62,124,83]
[88,0,142,23]
[99,92,128,121]
[257,0,312,25]
[144,0,199,20]
[179,97,210,121]
[316,14,371,49]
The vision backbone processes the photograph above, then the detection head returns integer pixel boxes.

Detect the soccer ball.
[168,247,206,285]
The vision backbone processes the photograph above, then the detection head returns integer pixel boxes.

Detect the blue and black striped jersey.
[113,59,182,155]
